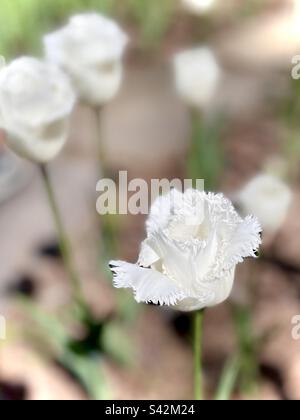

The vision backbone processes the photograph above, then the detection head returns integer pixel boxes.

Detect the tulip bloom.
[181,0,216,14]
[173,47,221,110]
[44,13,128,106]
[0,57,75,163]
[235,174,293,233]
[110,189,261,311]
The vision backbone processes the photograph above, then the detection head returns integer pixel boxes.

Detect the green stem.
[232,304,259,395]
[215,355,240,400]
[94,107,106,176]
[93,106,119,272]
[39,164,85,309]
[194,309,204,400]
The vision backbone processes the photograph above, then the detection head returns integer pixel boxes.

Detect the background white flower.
[181,0,216,15]
[235,174,293,233]
[110,189,261,312]
[173,47,221,110]
[0,57,76,163]
[44,13,128,106]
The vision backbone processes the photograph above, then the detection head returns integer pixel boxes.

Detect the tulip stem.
[39,164,85,308]
[193,309,204,400]
[93,106,119,273]
[94,107,106,176]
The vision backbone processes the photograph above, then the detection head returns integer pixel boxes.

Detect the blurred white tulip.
[110,189,261,312]
[0,57,76,163]
[44,13,128,106]
[181,0,216,14]
[236,174,293,233]
[173,47,221,110]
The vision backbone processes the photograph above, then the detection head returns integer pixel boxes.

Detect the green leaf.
[17,297,109,399]
[188,114,225,192]
[215,356,240,401]
[102,322,134,366]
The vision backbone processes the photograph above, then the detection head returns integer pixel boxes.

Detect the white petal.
[148,231,198,294]
[175,297,212,312]
[167,217,202,241]
[236,174,292,233]
[69,62,123,106]
[0,57,75,163]
[44,13,128,106]
[109,260,186,306]
[208,267,236,306]
[138,240,160,267]
[181,0,216,15]
[146,189,183,234]
[173,47,221,109]
[175,267,235,311]
[224,216,262,269]
[195,229,218,281]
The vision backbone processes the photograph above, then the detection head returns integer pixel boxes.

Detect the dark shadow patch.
[6,274,36,298]
[170,313,191,339]
[0,381,27,401]
[36,239,61,260]
[260,363,289,400]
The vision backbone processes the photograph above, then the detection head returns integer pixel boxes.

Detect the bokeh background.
[1,0,300,400]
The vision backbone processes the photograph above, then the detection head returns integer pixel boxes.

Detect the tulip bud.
[0,57,76,163]
[235,174,293,233]
[44,13,128,106]
[173,47,221,110]
[181,0,216,15]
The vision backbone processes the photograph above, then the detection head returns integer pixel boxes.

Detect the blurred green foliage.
[0,0,116,58]
[18,297,109,399]
[0,0,176,59]
[215,355,239,401]
[280,79,300,182]
[18,296,136,399]
[124,0,174,47]
[188,115,225,192]
[232,304,260,395]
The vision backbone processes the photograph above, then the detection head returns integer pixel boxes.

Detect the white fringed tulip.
[235,174,293,233]
[110,189,261,312]
[181,0,216,14]
[173,47,221,110]
[44,13,128,106]
[0,57,75,163]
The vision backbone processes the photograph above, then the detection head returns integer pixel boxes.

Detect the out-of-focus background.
[1,0,300,400]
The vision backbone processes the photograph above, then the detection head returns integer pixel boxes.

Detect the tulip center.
[167,214,209,242]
